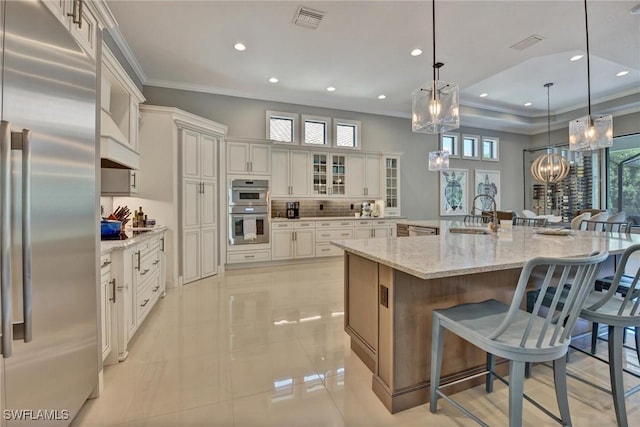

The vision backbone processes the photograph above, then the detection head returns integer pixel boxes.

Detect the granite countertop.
[271,216,404,222]
[100,226,167,253]
[331,225,640,280]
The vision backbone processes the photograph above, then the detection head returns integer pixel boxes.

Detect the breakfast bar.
[332,224,640,413]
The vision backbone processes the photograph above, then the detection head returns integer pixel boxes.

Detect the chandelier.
[531,83,570,183]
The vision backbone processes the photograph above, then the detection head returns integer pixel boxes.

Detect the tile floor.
[73,260,640,426]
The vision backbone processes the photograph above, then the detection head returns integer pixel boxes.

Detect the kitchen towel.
[243,216,257,241]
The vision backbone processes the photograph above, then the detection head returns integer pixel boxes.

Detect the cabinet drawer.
[136,274,160,322]
[148,234,161,251]
[355,220,373,227]
[316,229,354,242]
[372,220,391,226]
[294,222,314,229]
[135,248,161,285]
[100,253,112,272]
[316,220,354,228]
[316,243,343,257]
[227,250,271,263]
[272,222,294,230]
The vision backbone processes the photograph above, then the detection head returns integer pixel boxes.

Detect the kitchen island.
[331,223,640,413]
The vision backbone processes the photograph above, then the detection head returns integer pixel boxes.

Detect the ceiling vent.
[293,6,325,29]
[510,34,544,51]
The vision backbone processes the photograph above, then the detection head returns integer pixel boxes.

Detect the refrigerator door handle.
[10,128,32,343]
[1,120,13,357]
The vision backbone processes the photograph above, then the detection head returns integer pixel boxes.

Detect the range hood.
[100,109,139,169]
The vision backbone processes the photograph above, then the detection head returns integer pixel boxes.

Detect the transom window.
[482,137,499,161]
[266,110,298,143]
[302,115,331,146]
[462,135,480,159]
[441,133,460,158]
[334,119,361,150]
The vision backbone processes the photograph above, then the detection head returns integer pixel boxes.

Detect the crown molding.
[107,27,148,85]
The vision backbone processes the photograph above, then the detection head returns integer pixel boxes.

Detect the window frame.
[266,110,299,144]
[333,118,361,150]
[301,114,332,147]
[481,136,500,161]
[461,134,480,160]
[440,132,460,159]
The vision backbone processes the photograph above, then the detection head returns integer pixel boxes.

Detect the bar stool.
[579,219,632,233]
[578,244,640,427]
[430,251,608,427]
[512,217,548,227]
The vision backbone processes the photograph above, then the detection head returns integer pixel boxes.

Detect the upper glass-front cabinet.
[384,156,401,216]
[312,153,347,196]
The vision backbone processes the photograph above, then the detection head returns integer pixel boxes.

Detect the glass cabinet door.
[385,157,398,208]
[331,155,346,195]
[312,153,328,195]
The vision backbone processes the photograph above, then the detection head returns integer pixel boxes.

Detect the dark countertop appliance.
[286,201,300,219]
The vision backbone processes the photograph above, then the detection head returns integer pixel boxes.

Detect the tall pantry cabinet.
[137,105,227,286]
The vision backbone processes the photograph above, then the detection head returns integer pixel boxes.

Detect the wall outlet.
[350,204,354,209]
[319,204,323,210]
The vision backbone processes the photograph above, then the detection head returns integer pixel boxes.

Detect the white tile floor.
[73,260,640,426]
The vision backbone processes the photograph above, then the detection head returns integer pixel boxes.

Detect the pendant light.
[428,150,449,171]
[531,83,570,183]
[569,0,613,151]
[412,0,459,134]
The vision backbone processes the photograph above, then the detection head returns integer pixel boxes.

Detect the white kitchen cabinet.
[271,149,310,197]
[182,128,219,284]
[43,0,100,59]
[226,141,270,175]
[271,222,315,260]
[347,154,381,198]
[311,153,347,197]
[101,168,139,196]
[383,155,401,217]
[137,106,227,289]
[105,231,166,365]
[354,219,393,239]
[100,253,113,361]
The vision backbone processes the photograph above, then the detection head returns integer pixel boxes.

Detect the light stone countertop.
[331,225,640,280]
[100,226,167,253]
[271,216,404,222]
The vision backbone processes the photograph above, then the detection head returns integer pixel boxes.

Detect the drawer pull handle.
[141,269,150,276]
[244,255,255,259]
[340,233,350,236]
[101,260,112,268]
[153,260,160,265]
[152,285,160,292]
[140,299,150,308]
[321,234,330,237]
[322,248,330,252]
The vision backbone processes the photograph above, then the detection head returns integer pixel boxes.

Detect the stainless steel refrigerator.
[1,1,98,425]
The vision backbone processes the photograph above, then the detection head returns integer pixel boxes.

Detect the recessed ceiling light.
[616,70,629,77]
[268,77,279,83]
[410,48,422,57]
[378,95,386,100]
[570,54,583,61]
[631,4,640,14]
[524,102,533,107]
[326,86,336,92]
[479,93,488,98]
[234,42,246,51]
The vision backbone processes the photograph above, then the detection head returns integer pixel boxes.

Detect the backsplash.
[271,199,376,218]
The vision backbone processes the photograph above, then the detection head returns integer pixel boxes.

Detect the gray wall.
[103,30,144,92]
[143,87,531,219]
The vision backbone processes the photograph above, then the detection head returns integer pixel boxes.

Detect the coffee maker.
[286,201,300,219]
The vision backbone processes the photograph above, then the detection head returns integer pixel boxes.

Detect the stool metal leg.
[486,353,495,393]
[430,317,444,413]
[634,327,640,364]
[508,360,525,427]
[609,325,628,427]
[591,322,599,354]
[553,356,572,426]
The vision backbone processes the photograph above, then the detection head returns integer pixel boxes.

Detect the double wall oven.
[228,179,270,245]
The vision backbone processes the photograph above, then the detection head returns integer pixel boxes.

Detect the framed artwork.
[440,169,468,216]
[474,169,501,212]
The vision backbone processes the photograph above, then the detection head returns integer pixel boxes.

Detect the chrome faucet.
[466,195,498,230]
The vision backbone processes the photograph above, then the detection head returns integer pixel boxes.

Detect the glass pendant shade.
[412,81,459,134]
[428,150,450,171]
[569,114,613,151]
[531,152,570,183]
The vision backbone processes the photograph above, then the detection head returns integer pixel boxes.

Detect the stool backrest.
[579,220,632,233]
[489,251,609,349]
[586,244,640,317]
[513,217,548,227]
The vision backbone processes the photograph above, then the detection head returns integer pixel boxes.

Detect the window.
[302,115,331,146]
[482,137,499,161]
[607,134,640,225]
[334,119,361,149]
[266,110,298,143]
[441,133,459,158]
[462,135,480,159]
